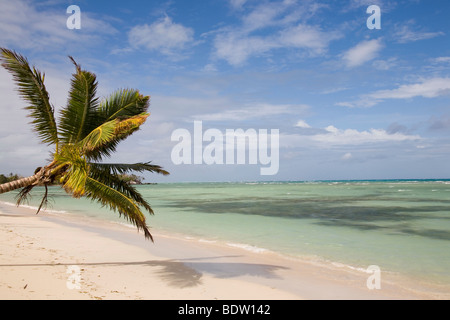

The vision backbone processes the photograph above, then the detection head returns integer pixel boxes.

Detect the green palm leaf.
[88,165,155,214]
[84,176,153,241]
[91,162,170,176]
[89,161,171,215]
[82,113,149,161]
[0,48,58,148]
[97,89,150,122]
[79,119,117,153]
[59,57,99,144]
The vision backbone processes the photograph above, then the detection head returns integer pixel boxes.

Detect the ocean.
[1,180,450,289]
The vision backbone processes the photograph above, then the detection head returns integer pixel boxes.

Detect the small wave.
[226,242,268,254]
[111,221,135,229]
[198,239,217,244]
[331,261,371,273]
[41,208,68,215]
[1,201,17,207]
[0,201,67,214]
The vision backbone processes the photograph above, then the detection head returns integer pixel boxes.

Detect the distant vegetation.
[118,173,144,185]
[0,173,23,184]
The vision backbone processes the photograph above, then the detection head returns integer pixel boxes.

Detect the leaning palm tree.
[0,48,169,241]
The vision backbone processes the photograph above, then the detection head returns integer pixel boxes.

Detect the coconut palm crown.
[0,48,169,241]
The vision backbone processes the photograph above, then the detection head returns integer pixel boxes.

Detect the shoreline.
[0,202,448,300]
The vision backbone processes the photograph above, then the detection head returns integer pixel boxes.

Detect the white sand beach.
[0,203,447,300]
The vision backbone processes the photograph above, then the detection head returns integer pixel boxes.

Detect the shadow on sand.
[0,256,289,288]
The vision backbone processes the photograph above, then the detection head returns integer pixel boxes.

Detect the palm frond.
[79,119,116,152]
[59,56,99,144]
[0,48,59,148]
[84,176,153,241]
[90,162,169,176]
[96,89,150,123]
[88,165,155,214]
[83,113,149,161]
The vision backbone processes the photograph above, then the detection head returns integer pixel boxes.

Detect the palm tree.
[0,48,169,241]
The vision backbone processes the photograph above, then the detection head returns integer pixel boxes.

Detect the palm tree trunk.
[0,174,39,194]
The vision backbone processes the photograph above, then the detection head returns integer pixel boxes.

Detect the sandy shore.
[0,202,447,300]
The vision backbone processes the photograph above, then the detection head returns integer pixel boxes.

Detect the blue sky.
[0,0,449,182]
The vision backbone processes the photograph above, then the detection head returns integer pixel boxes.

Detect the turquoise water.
[1,180,450,287]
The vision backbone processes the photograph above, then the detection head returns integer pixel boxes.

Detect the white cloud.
[372,57,398,70]
[368,77,450,99]
[320,87,349,94]
[342,39,383,68]
[0,0,116,51]
[337,77,450,108]
[433,57,450,64]
[348,0,383,8]
[282,125,421,148]
[214,24,337,66]
[313,126,420,145]
[394,21,445,43]
[229,0,247,10]
[213,1,340,66]
[196,103,309,122]
[279,24,336,54]
[202,63,218,73]
[342,153,353,160]
[335,97,378,109]
[295,120,311,128]
[242,2,284,31]
[129,16,194,54]
[214,32,273,66]
[344,0,397,13]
